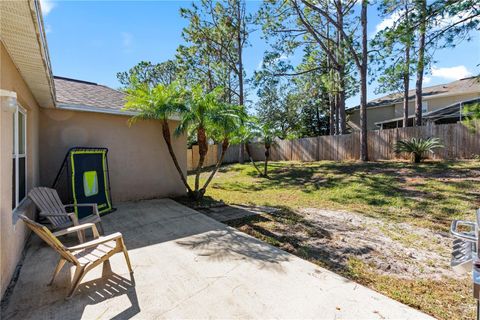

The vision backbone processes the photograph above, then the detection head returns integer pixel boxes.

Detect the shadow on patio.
[1,199,293,320]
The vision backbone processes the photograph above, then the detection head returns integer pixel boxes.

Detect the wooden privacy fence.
[187,123,480,169]
[187,144,243,171]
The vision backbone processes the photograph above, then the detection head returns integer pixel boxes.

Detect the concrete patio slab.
[1,199,433,319]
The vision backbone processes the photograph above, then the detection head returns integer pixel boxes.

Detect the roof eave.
[0,0,56,108]
[57,103,181,121]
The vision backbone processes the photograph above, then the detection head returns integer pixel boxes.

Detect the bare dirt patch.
[296,208,456,280]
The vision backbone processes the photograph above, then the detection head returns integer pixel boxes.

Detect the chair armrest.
[41,212,79,226]
[67,232,123,251]
[54,223,100,238]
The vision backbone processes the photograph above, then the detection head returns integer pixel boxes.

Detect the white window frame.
[12,104,27,210]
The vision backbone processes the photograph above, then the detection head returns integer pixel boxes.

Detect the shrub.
[394,137,444,163]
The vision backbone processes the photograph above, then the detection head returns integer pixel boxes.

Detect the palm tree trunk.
[245,143,263,176]
[195,126,208,195]
[264,144,270,177]
[201,138,229,193]
[161,120,192,194]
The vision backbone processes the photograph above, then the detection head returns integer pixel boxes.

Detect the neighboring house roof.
[54,76,132,115]
[348,77,480,111]
[0,0,56,108]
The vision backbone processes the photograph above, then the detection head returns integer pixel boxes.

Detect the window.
[12,105,27,210]
[422,101,429,113]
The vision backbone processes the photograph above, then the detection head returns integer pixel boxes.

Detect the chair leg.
[67,266,86,299]
[49,258,66,286]
[120,239,133,273]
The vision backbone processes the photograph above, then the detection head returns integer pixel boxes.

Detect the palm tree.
[201,103,247,194]
[394,137,443,163]
[259,123,277,177]
[175,86,226,199]
[123,80,193,194]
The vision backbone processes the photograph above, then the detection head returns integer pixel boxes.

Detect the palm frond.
[394,137,444,162]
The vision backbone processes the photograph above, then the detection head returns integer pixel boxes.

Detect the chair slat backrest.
[18,215,78,264]
[28,187,70,226]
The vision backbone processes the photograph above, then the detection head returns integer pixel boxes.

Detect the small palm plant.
[394,137,444,163]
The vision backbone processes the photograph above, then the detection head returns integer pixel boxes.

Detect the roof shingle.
[54,76,126,111]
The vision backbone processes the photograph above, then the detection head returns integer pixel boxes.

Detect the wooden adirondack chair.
[28,187,104,243]
[19,214,133,299]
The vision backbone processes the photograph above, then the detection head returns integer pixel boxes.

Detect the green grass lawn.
[186,160,480,320]
[194,160,480,232]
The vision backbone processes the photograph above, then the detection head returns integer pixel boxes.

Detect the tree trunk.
[403,43,410,127]
[334,94,340,135]
[201,138,229,193]
[403,1,411,128]
[336,0,346,134]
[359,0,368,161]
[329,94,335,135]
[245,143,263,175]
[195,126,208,193]
[326,12,335,136]
[415,0,427,127]
[264,144,270,177]
[236,0,245,164]
[161,120,193,194]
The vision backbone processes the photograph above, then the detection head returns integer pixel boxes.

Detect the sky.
[41,0,480,109]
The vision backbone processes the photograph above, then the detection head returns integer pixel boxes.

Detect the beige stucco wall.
[348,92,480,130]
[348,105,396,131]
[39,109,187,202]
[1,42,41,298]
[393,93,480,117]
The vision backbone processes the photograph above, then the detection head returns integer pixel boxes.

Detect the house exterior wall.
[392,93,480,117]
[348,92,480,130]
[0,42,41,298]
[348,105,396,131]
[39,108,187,202]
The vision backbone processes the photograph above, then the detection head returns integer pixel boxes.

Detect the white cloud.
[374,10,404,35]
[121,32,133,51]
[430,65,472,81]
[423,76,431,84]
[434,10,480,30]
[39,0,55,15]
